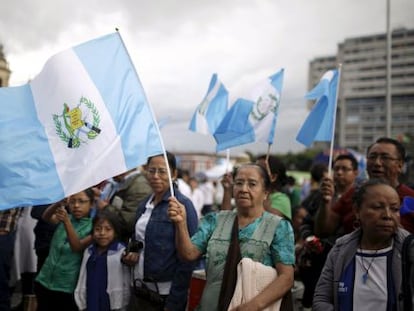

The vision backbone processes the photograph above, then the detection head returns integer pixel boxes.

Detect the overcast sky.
[1,0,413,156]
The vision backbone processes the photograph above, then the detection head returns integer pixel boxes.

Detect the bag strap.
[402,234,414,311]
[217,216,242,311]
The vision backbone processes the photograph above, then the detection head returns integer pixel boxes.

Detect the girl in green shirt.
[35,188,94,311]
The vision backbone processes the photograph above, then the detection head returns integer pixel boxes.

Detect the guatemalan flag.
[0,32,163,210]
[296,69,339,147]
[214,69,284,152]
[188,73,229,135]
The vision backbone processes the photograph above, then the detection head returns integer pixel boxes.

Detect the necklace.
[360,248,378,284]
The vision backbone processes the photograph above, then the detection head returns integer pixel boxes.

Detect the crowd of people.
[0,136,413,311]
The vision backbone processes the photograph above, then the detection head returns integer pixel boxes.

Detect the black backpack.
[402,234,414,311]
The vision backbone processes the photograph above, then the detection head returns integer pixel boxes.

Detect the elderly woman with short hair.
[313,179,414,311]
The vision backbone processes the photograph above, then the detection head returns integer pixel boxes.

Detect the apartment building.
[308,28,414,153]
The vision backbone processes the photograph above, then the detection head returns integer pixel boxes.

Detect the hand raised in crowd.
[220,172,234,210]
[42,199,68,224]
[91,186,101,200]
[167,196,187,223]
[91,186,109,210]
[50,198,67,210]
[54,206,70,223]
[319,175,335,203]
[221,172,233,190]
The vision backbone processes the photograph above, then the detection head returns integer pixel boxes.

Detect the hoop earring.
[353,217,361,229]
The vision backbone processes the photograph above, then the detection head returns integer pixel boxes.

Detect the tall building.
[308,28,414,153]
[308,56,337,109]
[0,44,11,87]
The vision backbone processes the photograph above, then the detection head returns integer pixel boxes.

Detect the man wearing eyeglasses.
[315,137,414,237]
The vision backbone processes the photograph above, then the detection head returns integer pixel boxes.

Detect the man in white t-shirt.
[176,168,192,199]
[188,177,204,219]
[198,177,215,215]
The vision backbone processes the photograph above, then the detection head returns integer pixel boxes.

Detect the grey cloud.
[1,0,414,154]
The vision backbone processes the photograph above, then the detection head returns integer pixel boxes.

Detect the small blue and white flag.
[296,69,339,147]
[189,73,228,135]
[0,32,163,210]
[214,69,284,152]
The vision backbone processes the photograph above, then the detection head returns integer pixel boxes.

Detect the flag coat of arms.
[214,69,284,151]
[189,73,228,135]
[296,69,339,147]
[0,32,163,210]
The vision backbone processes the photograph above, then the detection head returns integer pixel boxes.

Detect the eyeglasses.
[333,166,354,172]
[366,153,400,163]
[68,199,91,206]
[147,167,168,176]
[233,179,261,190]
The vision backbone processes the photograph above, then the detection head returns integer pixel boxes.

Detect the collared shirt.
[134,196,172,295]
[0,208,23,233]
[134,188,198,311]
[192,211,295,267]
[36,215,92,293]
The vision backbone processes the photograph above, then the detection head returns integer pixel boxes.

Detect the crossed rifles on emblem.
[62,102,101,148]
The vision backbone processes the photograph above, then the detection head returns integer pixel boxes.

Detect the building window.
[346,115,360,124]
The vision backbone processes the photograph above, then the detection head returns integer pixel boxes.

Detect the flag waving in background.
[0,32,163,210]
[189,73,229,135]
[296,69,339,147]
[214,69,284,152]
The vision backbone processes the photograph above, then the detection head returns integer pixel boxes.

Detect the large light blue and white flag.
[0,32,163,210]
[189,73,229,135]
[214,69,284,152]
[296,69,339,147]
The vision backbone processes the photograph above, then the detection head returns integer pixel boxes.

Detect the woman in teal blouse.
[35,188,94,311]
[221,155,292,220]
[169,163,295,311]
